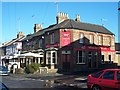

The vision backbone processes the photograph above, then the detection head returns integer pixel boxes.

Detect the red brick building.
[22,12,117,72]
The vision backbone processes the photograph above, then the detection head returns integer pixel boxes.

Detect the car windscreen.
[0,66,8,71]
[91,71,104,78]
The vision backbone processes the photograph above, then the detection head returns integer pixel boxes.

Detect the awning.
[19,52,41,58]
[9,54,20,59]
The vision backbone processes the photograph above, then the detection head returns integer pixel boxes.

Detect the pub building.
[22,12,117,72]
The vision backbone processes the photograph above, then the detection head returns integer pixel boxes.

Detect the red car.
[87,69,120,90]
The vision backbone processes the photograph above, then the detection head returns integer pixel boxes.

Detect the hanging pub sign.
[16,42,22,50]
[61,31,71,47]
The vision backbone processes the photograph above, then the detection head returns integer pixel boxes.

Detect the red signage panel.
[74,46,115,52]
[16,42,22,50]
[46,43,59,48]
[61,31,71,47]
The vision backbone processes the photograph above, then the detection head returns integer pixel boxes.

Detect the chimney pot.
[17,32,24,38]
[56,12,69,24]
[34,24,42,33]
[75,14,80,22]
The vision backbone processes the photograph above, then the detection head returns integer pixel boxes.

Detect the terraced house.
[21,12,117,72]
[1,32,25,71]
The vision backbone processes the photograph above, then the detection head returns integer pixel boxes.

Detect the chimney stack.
[17,32,24,38]
[75,14,80,22]
[56,12,69,24]
[34,24,42,33]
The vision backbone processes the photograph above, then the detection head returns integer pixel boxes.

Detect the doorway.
[62,54,70,71]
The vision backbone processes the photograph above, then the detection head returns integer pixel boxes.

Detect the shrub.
[31,63,40,71]
[25,63,40,74]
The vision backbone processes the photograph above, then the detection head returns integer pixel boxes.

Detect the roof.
[2,36,25,47]
[22,24,56,41]
[47,19,114,35]
[22,19,114,41]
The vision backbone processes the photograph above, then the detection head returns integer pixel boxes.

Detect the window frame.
[47,52,51,64]
[102,55,104,63]
[98,35,103,45]
[79,33,84,44]
[109,55,111,62]
[39,39,42,48]
[52,52,57,64]
[89,34,94,44]
[77,51,85,64]
[50,33,55,44]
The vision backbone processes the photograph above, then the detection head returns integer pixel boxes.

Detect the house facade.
[1,32,25,71]
[22,12,117,72]
[115,43,120,66]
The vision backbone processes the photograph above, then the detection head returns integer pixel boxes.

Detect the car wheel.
[92,85,101,90]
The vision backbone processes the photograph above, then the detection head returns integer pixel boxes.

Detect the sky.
[1,1,119,43]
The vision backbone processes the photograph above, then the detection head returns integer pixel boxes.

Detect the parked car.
[0,81,9,90]
[87,69,120,90]
[0,66,10,76]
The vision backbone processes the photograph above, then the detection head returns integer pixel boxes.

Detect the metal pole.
[55,2,58,14]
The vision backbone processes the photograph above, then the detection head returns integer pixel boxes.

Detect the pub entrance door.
[62,54,70,71]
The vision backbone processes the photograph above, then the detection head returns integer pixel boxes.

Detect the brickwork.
[21,12,117,71]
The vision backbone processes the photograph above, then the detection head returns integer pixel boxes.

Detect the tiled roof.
[47,19,114,35]
[22,19,114,41]
[22,24,56,41]
[2,36,25,47]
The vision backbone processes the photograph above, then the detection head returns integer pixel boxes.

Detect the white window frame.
[47,52,51,64]
[77,51,85,64]
[107,37,111,46]
[98,35,103,45]
[90,34,94,44]
[52,51,57,64]
[46,51,57,64]
[79,33,84,43]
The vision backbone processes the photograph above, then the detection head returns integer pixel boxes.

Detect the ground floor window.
[46,51,57,64]
[47,52,51,64]
[52,52,56,64]
[102,55,104,63]
[77,51,85,64]
[88,52,92,68]
[109,55,111,62]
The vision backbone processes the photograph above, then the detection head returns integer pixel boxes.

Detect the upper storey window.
[103,36,111,46]
[50,33,55,44]
[79,33,84,43]
[90,34,94,44]
[98,35,103,45]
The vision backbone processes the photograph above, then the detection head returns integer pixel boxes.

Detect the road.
[1,74,88,89]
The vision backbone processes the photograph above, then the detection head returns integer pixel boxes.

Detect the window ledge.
[76,63,85,64]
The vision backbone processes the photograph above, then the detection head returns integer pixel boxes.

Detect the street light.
[118,8,120,10]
